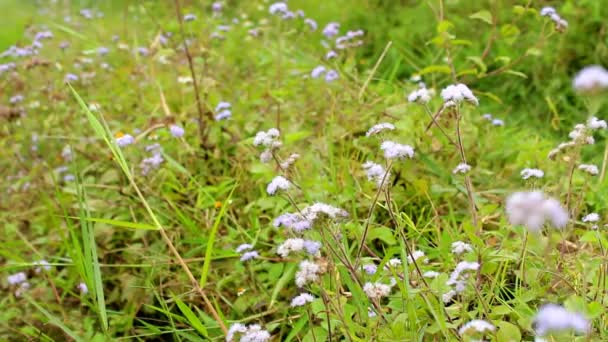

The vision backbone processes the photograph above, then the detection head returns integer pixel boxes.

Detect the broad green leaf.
[173,295,208,337]
[470,10,493,25]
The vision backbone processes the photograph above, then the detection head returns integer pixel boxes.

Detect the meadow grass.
[1,0,608,341]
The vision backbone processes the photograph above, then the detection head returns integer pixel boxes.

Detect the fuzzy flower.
[236,244,254,253]
[366,123,395,137]
[325,50,337,60]
[363,264,377,275]
[240,251,259,262]
[34,260,51,273]
[269,2,288,15]
[451,241,473,255]
[212,2,222,12]
[380,141,415,160]
[407,87,432,104]
[7,272,27,285]
[290,293,314,307]
[65,73,79,82]
[482,113,493,121]
[385,258,402,269]
[533,304,590,336]
[184,13,196,22]
[97,46,109,56]
[447,261,479,290]
[140,152,164,175]
[521,168,544,180]
[407,250,427,264]
[77,282,88,294]
[169,125,184,138]
[362,161,391,188]
[492,118,505,126]
[363,281,393,300]
[295,260,321,287]
[274,203,348,232]
[116,134,135,147]
[582,213,600,223]
[253,128,281,148]
[573,65,608,94]
[540,7,556,17]
[304,18,317,31]
[459,320,495,336]
[440,83,479,106]
[505,191,569,232]
[587,116,607,130]
[423,271,440,278]
[311,65,326,79]
[325,70,339,82]
[277,238,321,257]
[279,153,300,169]
[452,163,471,174]
[10,95,24,104]
[322,22,340,38]
[578,164,599,175]
[226,323,271,342]
[266,176,291,195]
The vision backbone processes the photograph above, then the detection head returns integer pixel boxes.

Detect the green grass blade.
[173,295,208,337]
[26,297,84,342]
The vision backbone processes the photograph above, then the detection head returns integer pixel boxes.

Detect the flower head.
[116,134,135,147]
[290,293,314,307]
[451,241,473,255]
[573,65,608,94]
[521,168,544,180]
[322,22,340,38]
[363,281,393,300]
[266,176,291,195]
[582,213,600,223]
[452,163,471,174]
[506,191,568,232]
[534,304,590,336]
[295,260,322,287]
[169,124,184,138]
[366,123,395,137]
[459,320,495,336]
[380,141,414,160]
[440,83,478,105]
[325,70,339,82]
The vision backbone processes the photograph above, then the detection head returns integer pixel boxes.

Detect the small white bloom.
[452,163,471,174]
[169,125,185,138]
[534,304,590,336]
[269,2,288,15]
[266,176,291,195]
[423,271,440,278]
[406,250,427,264]
[366,122,395,137]
[451,241,473,255]
[236,244,254,253]
[491,118,504,126]
[380,141,414,160]
[295,260,322,287]
[116,134,135,147]
[506,191,568,232]
[362,161,391,188]
[440,83,478,106]
[573,65,608,93]
[407,87,432,104]
[363,264,377,275]
[540,7,556,17]
[587,116,607,130]
[77,282,88,294]
[578,164,599,175]
[240,251,259,262]
[521,168,544,180]
[482,113,493,120]
[311,65,326,78]
[459,320,495,336]
[304,18,317,31]
[253,128,281,148]
[363,281,393,300]
[582,213,600,223]
[7,272,27,285]
[290,293,314,307]
[34,260,51,273]
[226,323,271,342]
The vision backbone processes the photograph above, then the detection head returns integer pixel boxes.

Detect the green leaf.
[418,65,452,75]
[64,216,159,230]
[436,20,454,33]
[173,295,208,337]
[469,10,493,25]
[496,321,521,342]
[466,56,487,74]
[26,296,84,342]
[504,70,528,78]
[368,227,397,245]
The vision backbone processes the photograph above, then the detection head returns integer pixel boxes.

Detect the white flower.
[290,293,314,307]
[311,65,326,78]
[440,83,478,106]
[451,241,473,255]
[304,18,317,31]
[322,22,340,38]
[253,128,280,148]
[452,163,471,174]
[578,164,599,175]
[226,323,271,342]
[34,260,51,273]
[366,123,395,137]
[363,281,393,299]
[380,141,414,160]
[492,118,504,126]
[325,50,337,60]
[279,153,300,169]
[459,320,495,336]
[540,7,556,17]
[534,304,590,336]
[406,250,427,264]
[269,2,288,15]
[274,203,348,232]
[505,191,569,232]
[442,289,457,303]
[407,87,432,104]
[363,264,377,275]
[266,176,291,195]
[482,113,493,121]
[447,261,479,288]
[385,258,402,269]
[277,238,305,257]
[573,65,608,93]
[521,168,544,180]
[215,110,232,121]
[240,251,259,262]
[362,161,391,188]
[116,134,135,147]
[423,271,440,278]
[587,116,607,130]
[582,213,600,223]
[236,244,254,253]
[169,125,185,138]
[77,282,88,294]
[295,260,321,287]
[7,272,27,285]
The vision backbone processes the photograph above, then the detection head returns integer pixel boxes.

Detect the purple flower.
[240,251,259,262]
[116,134,135,147]
[184,13,196,22]
[9,95,24,104]
[303,240,322,255]
[65,73,79,82]
[304,18,317,31]
[363,264,377,275]
[322,22,340,38]
[311,65,326,79]
[325,70,339,82]
[137,47,149,56]
[98,47,109,56]
[212,2,222,12]
[169,124,185,138]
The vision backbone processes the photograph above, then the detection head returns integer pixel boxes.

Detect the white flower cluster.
[458,319,495,336]
[451,241,473,255]
[335,30,364,50]
[7,271,30,297]
[406,250,427,264]
[295,260,322,287]
[440,83,478,106]
[215,102,232,121]
[407,85,433,104]
[533,304,590,336]
[452,163,471,174]
[277,238,322,257]
[235,244,259,262]
[290,293,314,307]
[578,164,599,176]
[253,128,282,163]
[226,323,271,342]
[443,261,479,303]
[380,141,415,160]
[274,202,349,233]
[505,191,568,232]
[266,175,291,195]
[365,122,395,137]
[582,213,600,223]
[520,168,544,180]
[116,134,135,147]
[573,65,608,93]
[279,153,300,170]
[363,281,394,300]
[362,161,391,188]
[481,113,505,126]
[540,7,568,31]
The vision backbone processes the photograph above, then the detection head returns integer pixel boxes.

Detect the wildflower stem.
[600,140,608,182]
[423,104,458,147]
[455,106,479,231]
[174,0,211,149]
